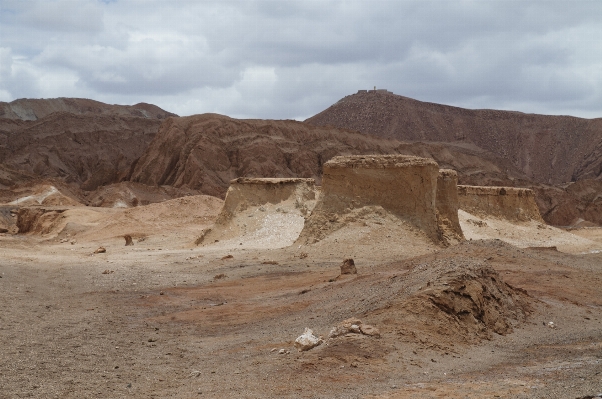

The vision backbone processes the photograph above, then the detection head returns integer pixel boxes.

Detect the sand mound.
[368,261,532,347]
[15,195,223,242]
[198,178,316,249]
[458,185,544,222]
[298,155,442,245]
[459,210,601,254]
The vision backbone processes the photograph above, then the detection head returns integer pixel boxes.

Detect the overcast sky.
[1,0,601,119]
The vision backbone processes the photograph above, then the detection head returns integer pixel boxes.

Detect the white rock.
[294,327,323,352]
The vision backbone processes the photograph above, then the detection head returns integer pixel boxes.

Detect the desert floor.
[1,202,602,398]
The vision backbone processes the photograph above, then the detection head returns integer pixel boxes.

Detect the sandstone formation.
[436,169,464,244]
[306,90,602,185]
[457,185,544,222]
[298,155,441,244]
[197,177,317,249]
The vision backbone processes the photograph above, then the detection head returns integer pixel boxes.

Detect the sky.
[0,0,601,119]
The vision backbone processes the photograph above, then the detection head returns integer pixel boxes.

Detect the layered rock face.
[298,155,441,243]
[436,169,464,243]
[458,185,544,222]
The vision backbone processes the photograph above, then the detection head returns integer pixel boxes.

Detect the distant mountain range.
[1,95,600,226]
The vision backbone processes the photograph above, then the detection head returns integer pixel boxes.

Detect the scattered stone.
[124,235,134,246]
[101,270,114,275]
[278,349,287,354]
[262,261,279,265]
[359,324,381,337]
[214,274,227,280]
[340,258,357,275]
[94,247,106,254]
[299,252,308,259]
[70,240,76,245]
[547,321,556,329]
[270,348,278,352]
[190,370,201,377]
[221,255,233,260]
[294,327,323,352]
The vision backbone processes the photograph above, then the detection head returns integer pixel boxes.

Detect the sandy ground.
[1,202,602,398]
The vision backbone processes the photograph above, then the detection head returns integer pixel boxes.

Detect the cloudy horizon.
[1,0,601,119]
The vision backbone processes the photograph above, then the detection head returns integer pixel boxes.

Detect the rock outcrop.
[436,169,464,244]
[298,155,442,244]
[197,178,317,249]
[458,185,544,222]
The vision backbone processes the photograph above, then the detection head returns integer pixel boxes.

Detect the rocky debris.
[94,247,106,254]
[340,258,357,275]
[221,255,233,260]
[101,270,114,274]
[328,318,380,339]
[124,235,134,246]
[214,274,227,280]
[294,328,323,352]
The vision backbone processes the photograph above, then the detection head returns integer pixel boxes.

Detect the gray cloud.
[0,0,600,118]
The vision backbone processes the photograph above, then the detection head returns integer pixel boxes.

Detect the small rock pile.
[328,318,380,339]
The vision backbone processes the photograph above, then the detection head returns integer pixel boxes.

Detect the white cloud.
[0,0,601,118]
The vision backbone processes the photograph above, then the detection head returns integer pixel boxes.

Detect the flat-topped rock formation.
[298,155,442,244]
[458,185,544,222]
[197,177,317,249]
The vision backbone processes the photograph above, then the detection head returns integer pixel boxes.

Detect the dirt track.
[1,226,602,398]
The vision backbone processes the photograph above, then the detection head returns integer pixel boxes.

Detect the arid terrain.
[1,97,602,398]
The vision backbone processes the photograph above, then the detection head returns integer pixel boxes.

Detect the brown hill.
[306,91,602,185]
[128,114,402,197]
[0,112,163,190]
[128,113,536,199]
[0,97,176,121]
